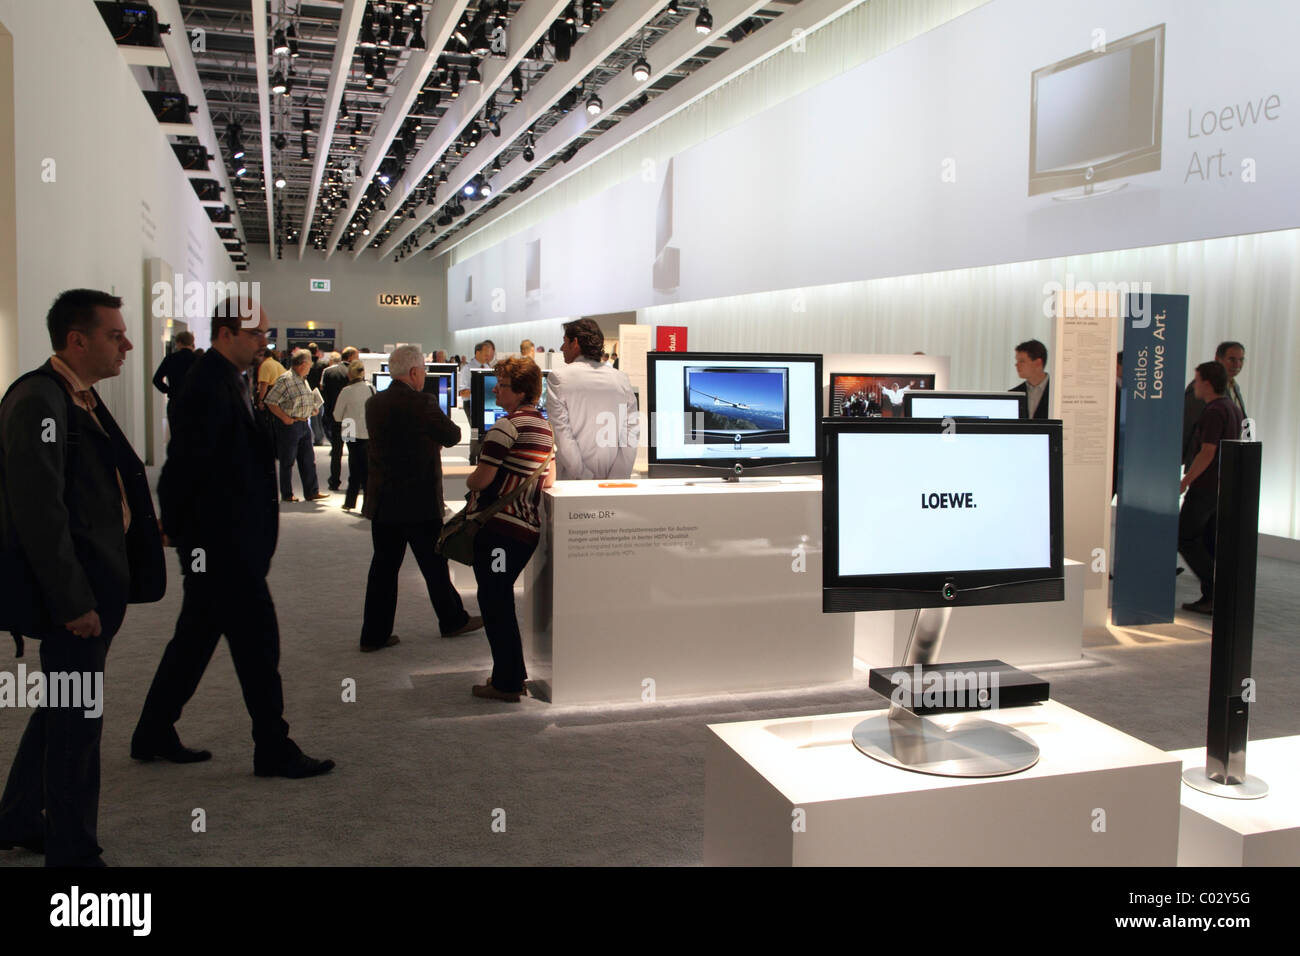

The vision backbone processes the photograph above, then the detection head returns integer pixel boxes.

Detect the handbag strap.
[467,451,553,525]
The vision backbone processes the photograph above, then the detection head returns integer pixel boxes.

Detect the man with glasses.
[133,298,335,779]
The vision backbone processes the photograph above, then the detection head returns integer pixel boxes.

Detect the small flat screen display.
[373,372,391,391]
[905,392,1027,420]
[830,373,936,418]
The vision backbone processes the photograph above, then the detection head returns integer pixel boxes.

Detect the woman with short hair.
[463,357,555,701]
[332,360,375,511]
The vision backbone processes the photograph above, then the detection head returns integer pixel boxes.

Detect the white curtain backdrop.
[640,228,1300,539]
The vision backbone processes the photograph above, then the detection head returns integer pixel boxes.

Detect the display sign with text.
[378,293,420,307]
[656,326,687,352]
[1113,294,1189,626]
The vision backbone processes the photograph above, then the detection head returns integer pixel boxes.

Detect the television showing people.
[830,373,936,418]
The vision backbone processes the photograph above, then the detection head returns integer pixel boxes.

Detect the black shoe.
[0,833,43,854]
[442,615,484,638]
[360,634,400,652]
[131,742,213,764]
[1182,598,1214,615]
[255,748,335,779]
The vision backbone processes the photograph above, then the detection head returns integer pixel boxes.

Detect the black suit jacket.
[158,349,279,579]
[321,363,349,420]
[1010,377,1050,420]
[0,362,164,635]
[363,380,461,524]
[151,348,198,396]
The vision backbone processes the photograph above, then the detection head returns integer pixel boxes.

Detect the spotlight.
[375,53,388,82]
[235,163,247,177]
[286,22,299,57]
[366,75,375,90]
[480,177,493,198]
[492,156,501,172]
[487,111,501,137]
[462,175,480,198]
[350,135,357,149]
[449,70,460,97]
[563,3,576,25]
[581,1,592,29]
[273,27,289,55]
[586,94,602,115]
[271,70,287,94]
[227,124,245,160]
[340,98,349,119]
[522,145,534,162]
[360,9,377,48]
[364,53,375,79]
[437,210,452,226]
[632,57,650,83]
[668,0,679,13]
[283,71,294,96]
[302,108,315,135]
[466,60,481,85]
[274,132,287,151]
[275,174,286,189]
[409,14,425,50]
[408,209,416,220]
[438,167,448,183]
[470,22,490,56]
[363,226,371,235]
[696,5,713,33]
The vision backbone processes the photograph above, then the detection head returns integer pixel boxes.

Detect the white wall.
[0,0,239,454]
[245,245,449,354]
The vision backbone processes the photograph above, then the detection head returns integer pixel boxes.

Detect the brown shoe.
[281,496,300,503]
[442,615,484,638]
[308,492,331,501]
[472,682,520,703]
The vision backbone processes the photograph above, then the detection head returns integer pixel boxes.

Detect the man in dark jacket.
[320,346,355,491]
[359,345,481,651]
[306,342,329,445]
[0,289,165,866]
[1010,338,1051,419]
[151,330,198,403]
[132,299,334,779]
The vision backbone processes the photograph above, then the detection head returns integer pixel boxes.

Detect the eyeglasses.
[238,327,268,339]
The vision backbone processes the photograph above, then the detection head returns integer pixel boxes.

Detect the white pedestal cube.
[1172,737,1300,866]
[705,701,1181,866]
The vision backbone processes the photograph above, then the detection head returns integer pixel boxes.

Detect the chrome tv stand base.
[851,606,1041,777]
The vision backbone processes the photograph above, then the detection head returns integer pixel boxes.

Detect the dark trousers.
[1178,485,1218,600]
[274,419,318,499]
[343,440,369,509]
[133,560,291,763]
[0,606,123,866]
[472,528,537,693]
[361,519,469,646]
[328,419,345,490]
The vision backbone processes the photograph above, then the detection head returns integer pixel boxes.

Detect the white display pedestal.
[528,477,853,704]
[1172,737,1300,866]
[852,559,1085,667]
[704,701,1181,866]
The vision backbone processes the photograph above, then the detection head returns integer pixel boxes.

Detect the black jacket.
[1010,377,1051,420]
[158,349,279,578]
[307,358,328,392]
[321,363,349,420]
[0,362,164,635]
[364,379,461,524]
[151,348,198,396]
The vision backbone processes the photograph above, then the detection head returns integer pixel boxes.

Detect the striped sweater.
[473,408,554,541]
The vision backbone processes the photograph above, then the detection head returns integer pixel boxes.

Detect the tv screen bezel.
[822,418,1064,612]
[902,390,1029,420]
[1027,23,1165,196]
[647,351,823,478]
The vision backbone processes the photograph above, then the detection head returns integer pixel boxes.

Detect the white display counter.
[852,558,1085,667]
[705,700,1182,866]
[1172,737,1300,866]
[525,477,853,705]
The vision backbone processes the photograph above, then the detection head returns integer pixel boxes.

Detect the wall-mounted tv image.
[830,373,936,418]
[823,418,1064,612]
[471,369,551,440]
[683,366,789,445]
[372,372,392,391]
[903,390,1028,420]
[1029,23,1165,198]
[648,352,822,479]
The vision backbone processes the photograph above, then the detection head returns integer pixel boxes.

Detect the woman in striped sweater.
[464,358,555,701]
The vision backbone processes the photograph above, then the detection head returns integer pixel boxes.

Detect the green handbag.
[437,453,552,565]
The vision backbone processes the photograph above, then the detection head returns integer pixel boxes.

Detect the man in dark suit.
[320,346,355,491]
[360,345,482,651]
[132,299,334,779]
[1010,338,1051,419]
[0,289,165,866]
[151,330,198,403]
[307,342,329,445]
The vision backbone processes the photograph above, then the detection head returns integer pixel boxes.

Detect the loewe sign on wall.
[379,293,420,307]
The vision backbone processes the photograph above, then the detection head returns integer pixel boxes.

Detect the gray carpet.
[2,447,1297,866]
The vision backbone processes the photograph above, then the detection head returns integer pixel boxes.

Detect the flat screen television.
[1028,23,1165,197]
[424,362,459,410]
[903,390,1028,420]
[830,372,936,418]
[648,352,822,479]
[372,372,391,391]
[823,418,1064,612]
[471,368,551,440]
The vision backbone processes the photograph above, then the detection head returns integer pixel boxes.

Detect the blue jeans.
[274,419,319,499]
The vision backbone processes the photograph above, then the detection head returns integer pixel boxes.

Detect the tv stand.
[850,606,1042,777]
[1051,180,1128,202]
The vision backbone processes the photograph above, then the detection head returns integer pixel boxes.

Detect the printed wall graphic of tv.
[1029,23,1165,198]
[830,373,936,418]
[684,366,789,445]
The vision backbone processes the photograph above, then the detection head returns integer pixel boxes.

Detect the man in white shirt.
[458,340,496,431]
[547,319,639,480]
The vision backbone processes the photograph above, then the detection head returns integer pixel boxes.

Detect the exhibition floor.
[1,448,1297,867]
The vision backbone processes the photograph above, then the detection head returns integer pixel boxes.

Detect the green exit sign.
[310,278,330,292]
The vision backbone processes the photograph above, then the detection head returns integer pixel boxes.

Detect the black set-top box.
[868,659,1050,716]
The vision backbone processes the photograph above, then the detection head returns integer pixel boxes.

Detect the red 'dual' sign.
[656,326,687,352]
